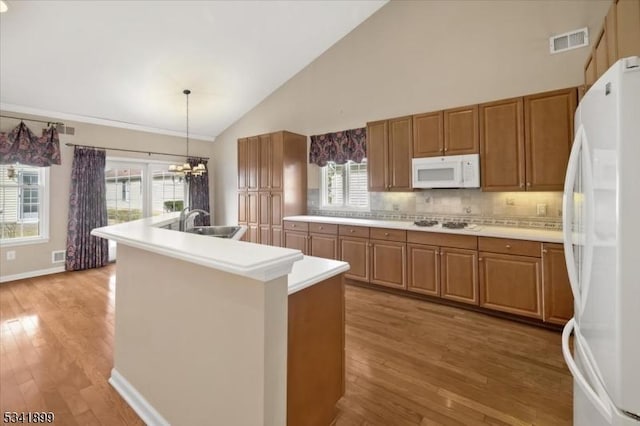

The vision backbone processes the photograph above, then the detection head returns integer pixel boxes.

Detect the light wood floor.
[0,266,572,425]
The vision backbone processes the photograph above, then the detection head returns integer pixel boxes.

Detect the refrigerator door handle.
[563,125,584,307]
[562,318,614,423]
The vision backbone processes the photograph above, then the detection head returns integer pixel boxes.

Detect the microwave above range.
[412,154,480,189]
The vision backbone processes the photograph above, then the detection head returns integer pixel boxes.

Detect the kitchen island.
[92,214,349,426]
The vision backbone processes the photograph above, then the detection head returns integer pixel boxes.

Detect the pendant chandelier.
[169,89,207,177]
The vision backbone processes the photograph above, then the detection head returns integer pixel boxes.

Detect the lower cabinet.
[407,244,439,296]
[543,243,573,324]
[479,252,542,319]
[370,239,406,289]
[339,236,370,282]
[440,248,479,305]
[310,233,339,260]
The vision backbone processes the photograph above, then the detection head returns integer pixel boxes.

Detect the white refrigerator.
[562,56,640,425]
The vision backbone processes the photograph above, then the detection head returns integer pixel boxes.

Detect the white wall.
[210,0,610,225]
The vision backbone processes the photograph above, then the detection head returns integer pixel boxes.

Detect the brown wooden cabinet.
[237,131,306,246]
[584,0,640,87]
[412,106,479,158]
[367,117,412,192]
[478,237,543,319]
[481,89,576,192]
[310,233,339,260]
[406,232,478,305]
[339,237,370,282]
[524,88,577,191]
[284,221,309,254]
[542,243,573,325]
[480,97,525,191]
[370,228,407,289]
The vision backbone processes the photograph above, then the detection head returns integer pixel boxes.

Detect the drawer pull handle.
[319,226,323,230]
[384,232,390,236]
[349,229,355,233]
[505,244,511,249]
[292,224,296,227]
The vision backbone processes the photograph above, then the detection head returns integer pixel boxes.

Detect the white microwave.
[412,154,480,189]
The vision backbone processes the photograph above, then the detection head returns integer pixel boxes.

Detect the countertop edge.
[282,215,563,244]
[288,256,350,295]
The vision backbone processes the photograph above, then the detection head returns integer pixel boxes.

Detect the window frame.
[320,160,369,210]
[0,165,50,247]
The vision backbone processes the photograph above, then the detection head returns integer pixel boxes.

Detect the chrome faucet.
[179,207,210,231]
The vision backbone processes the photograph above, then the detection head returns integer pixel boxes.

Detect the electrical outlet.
[506,198,515,206]
[6,250,16,261]
[392,204,400,211]
[537,203,547,216]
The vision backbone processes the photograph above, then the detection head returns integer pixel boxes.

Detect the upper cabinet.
[585,0,640,88]
[412,105,479,158]
[480,88,577,192]
[367,116,413,192]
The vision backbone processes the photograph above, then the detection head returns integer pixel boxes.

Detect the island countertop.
[283,215,563,243]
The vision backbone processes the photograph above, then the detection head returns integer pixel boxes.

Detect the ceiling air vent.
[550,27,589,54]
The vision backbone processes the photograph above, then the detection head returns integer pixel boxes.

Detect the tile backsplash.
[307,189,563,229]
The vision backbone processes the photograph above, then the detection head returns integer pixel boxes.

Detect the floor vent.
[52,250,66,264]
[550,27,589,54]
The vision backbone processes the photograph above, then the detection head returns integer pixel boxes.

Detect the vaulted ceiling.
[0,0,386,140]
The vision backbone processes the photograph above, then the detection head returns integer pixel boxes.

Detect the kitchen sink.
[186,225,244,239]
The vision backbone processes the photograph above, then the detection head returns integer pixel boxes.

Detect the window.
[0,164,49,245]
[321,160,369,209]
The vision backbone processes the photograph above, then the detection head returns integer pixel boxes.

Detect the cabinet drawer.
[407,231,477,250]
[478,237,540,257]
[338,225,370,238]
[370,227,406,242]
[283,221,308,232]
[308,222,338,235]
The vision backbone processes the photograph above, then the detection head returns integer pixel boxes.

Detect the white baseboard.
[0,266,66,283]
[109,369,170,426]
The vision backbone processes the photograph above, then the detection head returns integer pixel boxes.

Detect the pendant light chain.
[168,89,206,177]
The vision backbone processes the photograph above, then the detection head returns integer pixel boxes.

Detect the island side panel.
[287,273,345,426]
[113,244,288,426]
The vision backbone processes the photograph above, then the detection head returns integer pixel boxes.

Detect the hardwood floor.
[0,265,572,425]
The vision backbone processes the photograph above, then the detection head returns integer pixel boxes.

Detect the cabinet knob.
[479,257,483,261]
[384,232,389,236]
[527,182,531,187]
[505,244,511,249]
[349,229,355,233]
[519,182,524,188]
[542,248,548,254]
[319,226,323,230]
[444,147,448,152]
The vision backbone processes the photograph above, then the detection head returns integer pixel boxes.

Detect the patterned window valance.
[309,127,366,167]
[0,121,62,167]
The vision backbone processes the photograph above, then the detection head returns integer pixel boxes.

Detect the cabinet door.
[616,0,640,59]
[444,105,479,155]
[238,138,248,190]
[367,120,388,192]
[412,111,443,157]
[310,234,338,260]
[247,192,258,225]
[259,226,271,246]
[542,243,573,325]
[407,243,439,296]
[594,29,609,81]
[524,88,577,191]
[271,227,283,248]
[259,134,272,190]
[238,192,247,223]
[258,191,270,227]
[247,136,259,191]
[440,248,479,305]
[388,116,413,191]
[270,132,284,191]
[605,2,618,67]
[270,192,283,228]
[247,225,259,244]
[340,237,369,282]
[585,56,596,88]
[370,240,406,289]
[285,231,309,255]
[479,252,542,319]
[480,97,525,191]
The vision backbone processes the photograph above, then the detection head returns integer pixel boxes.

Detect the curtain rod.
[64,143,210,160]
[0,114,64,126]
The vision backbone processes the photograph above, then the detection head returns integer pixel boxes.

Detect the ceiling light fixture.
[169,89,206,178]
[0,1,8,13]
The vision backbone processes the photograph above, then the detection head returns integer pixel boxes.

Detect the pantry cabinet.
[367,116,413,192]
[237,131,306,246]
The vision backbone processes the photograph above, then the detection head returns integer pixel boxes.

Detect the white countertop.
[92,213,305,282]
[287,256,349,295]
[283,215,563,243]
